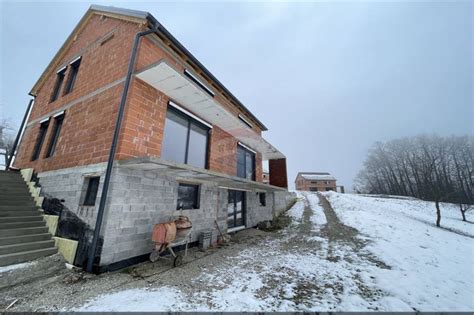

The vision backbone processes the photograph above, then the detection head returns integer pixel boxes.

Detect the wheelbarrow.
[149,220,192,267]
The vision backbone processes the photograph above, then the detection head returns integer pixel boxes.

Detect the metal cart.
[149,227,193,267]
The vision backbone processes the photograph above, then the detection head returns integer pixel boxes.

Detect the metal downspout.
[86,26,159,273]
[6,98,35,170]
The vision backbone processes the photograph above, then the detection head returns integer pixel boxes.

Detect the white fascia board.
[168,101,212,129]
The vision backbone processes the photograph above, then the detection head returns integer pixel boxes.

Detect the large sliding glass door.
[227,190,246,229]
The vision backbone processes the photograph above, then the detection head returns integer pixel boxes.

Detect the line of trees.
[354,134,473,226]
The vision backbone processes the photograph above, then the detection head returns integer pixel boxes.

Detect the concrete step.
[0,195,35,206]
[0,189,32,195]
[0,216,43,224]
[0,205,40,212]
[0,233,52,246]
[0,239,55,255]
[0,247,57,267]
[0,221,45,229]
[0,211,43,218]
[0,200,37,206]
[0,190,33,196]
[0,226,48,237]
[0,182,29,188]
[0,195,34,201]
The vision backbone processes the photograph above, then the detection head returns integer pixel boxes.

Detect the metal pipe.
[86,27,159,273]
[6,98,34,170]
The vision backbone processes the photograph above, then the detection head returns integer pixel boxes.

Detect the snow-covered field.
[75,192,473,311]
[324,192,474,311]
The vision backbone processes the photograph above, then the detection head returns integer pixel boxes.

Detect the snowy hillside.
[64,192,473,312]
[324,192,474,311]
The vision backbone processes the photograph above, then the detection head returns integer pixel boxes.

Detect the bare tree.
[355,134,474,227]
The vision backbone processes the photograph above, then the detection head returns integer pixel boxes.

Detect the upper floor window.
[64,57,81,95]
[50,67,66,103]
[45,112,65,158]
[161,103,210,169]
[237,143,255,181]
[238,114,253,129]
[31,119,50,161]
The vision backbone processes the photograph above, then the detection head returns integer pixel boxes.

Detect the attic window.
[238,114,253,129]
[184,69,215,97]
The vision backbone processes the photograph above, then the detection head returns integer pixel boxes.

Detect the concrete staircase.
[0,170,57,266]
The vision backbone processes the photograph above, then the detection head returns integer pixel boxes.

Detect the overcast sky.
[1,1,472,189]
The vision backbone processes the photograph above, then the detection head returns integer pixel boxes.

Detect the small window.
[177,183,200,210]
[64,58,81,94]
[259,192,266,207]
[309,187,318,192]
[238,114,253,129]
[83,177,100,206]
[31,120,50,161]
[45,113,64,158]
[50,68,66,102]
[325,187,333,191]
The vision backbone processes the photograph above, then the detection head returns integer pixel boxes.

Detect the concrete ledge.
[43,215,59,235]
[20,168,34,182]
[53,237,78,264]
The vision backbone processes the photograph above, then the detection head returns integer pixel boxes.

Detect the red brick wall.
[14,14,141,170]
[208,126,238,177]
[269,158,288,188]
[116,79,168,160]
[14,12,265,182]
[295,178,337,191]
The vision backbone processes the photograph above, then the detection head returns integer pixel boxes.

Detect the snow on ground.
[76,193,473,311]
[324,191,474,311]
[0,261,35,274]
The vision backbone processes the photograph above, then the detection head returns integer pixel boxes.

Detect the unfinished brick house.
[9,5,294,272]
[295,172,337,192]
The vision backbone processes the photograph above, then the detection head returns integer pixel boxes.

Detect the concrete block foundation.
[36,162,296,270]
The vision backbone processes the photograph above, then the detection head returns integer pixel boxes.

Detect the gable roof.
[30,4,268,131]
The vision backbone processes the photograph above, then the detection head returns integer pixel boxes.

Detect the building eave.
[29,4,268,131]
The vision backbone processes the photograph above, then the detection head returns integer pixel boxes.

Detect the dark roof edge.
[142,10,268,131]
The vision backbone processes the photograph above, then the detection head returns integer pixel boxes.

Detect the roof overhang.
[119,157,287,192]
[136,60,285,160]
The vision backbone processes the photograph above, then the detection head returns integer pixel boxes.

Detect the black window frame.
[50,67,66,103]
[45,113,65,158]
[162,104,211,169]
[237,144,256,181]
[259,192,266,207]
[176,183,200,210]
[31,120,50,161]
[83,176,100,206]
[64,58,81,95]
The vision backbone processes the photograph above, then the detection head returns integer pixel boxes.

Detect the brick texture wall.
[14,12,264,183]
[295,179,337,191]
[269,158,288,188]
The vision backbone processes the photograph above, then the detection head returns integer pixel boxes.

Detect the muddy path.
[316,193,391,269]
